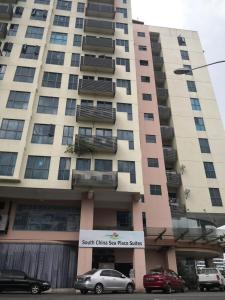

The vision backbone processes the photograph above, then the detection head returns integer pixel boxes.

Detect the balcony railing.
[150,32,160,42]
[169,199,186,215]
[74,135,117,154]
[80,56,115,74]
[166,171,181,188]
[160,126,174,142]
[156,88,169,103]
[88,0,114,5]
[153,56,164,69]
[151,42,161,55]
[82,36,115,53]
[76,105,116,124]
[86,3,115,19]
[84,19,115,35]
[72,170,118,189]
[78,79,116,97]
[0,3,13,20]
[154,71,166,84]
[158,105,171,121]
[163,147,177,165]
[0,22,7,39]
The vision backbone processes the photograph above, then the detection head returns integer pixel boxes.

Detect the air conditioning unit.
[0,214,8,232]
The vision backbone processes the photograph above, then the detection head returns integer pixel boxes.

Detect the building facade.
[0,0,225,291]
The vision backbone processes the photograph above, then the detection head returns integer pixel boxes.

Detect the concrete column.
[77,194,94,275]
[166,247,177,272]
[132,199,146,291]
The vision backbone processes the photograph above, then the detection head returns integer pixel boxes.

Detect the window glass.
[7,91,30,109]
[37,96,59,115]
[24,156,51,179]
[0,152,17,176]
[0,119,24,140]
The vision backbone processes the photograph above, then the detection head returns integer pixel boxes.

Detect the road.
[0,292,225,300]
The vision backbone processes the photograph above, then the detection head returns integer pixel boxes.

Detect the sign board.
[79,230,145,249]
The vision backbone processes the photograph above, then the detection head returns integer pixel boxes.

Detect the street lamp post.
[174,60,225,75]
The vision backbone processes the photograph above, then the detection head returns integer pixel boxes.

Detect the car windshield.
[83,269,98,276]
[199,268,218,274]
[148,268,163,275]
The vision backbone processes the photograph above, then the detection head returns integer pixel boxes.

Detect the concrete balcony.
[82,36,115,54]
[74,135,117,154]
[78,79,116,97]
[84,19,115,35]
[72,170,118,190]
[80,56,115,74]
[150,32,160,42]
[86,3,115,19]
[156,88,169,103]
[151,42,161,55]
[154,71,166,84]
[163,147,177,165]
[160,126,174,143]
[0,3,13,20]
[158,105,171,121]
[166,171,181,188]
[0,22,7,39]
[88,0,114,5]
[153,56,164,69]
[76,105,116,124]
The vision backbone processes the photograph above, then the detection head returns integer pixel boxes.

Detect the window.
[144,113,154,121]
[116,39,129,52]
[7,24,19,36]
[96,128,112,137]
[118,161,136,183]
[14,6,24,18]
[116,58,130,72]
[0,152,17,176]
[20,45,40,60]
[183,64,193,75]
[25,156,50,179]
[42,72,62,88]
[139,45,147,51]
[53,15,69,27]
[117,103,132,120]
[56,0,72,11]
[68,75,78,90]
[116,7,127,18]
[77,2,85,12]
[117,211,131,229]
[79,127,92,136]
[180,50,189,60]
[81,99,93,107]
[150,185,162,195]
[0,65,6,80]
[32,124,55,144]
[76,158,91,171]
[95,159,112,172]
[46,51,65,65]
[148,158,159,168]
[7,91,30,109]
[204,162,216,178]
[140,60,149,66]
[35,0,50,4]
[187,81,197,92]
[65,99,76,116]
[194,117,205,131]
[178,36,186,46]
[209,188,223,207]
[141,76,150,83]
[143,93,152,101]
[75,17,84,28]
[71,53,80,67]
[199,138,211,154]
[25,26,44,39]
[73,34,82,46]
[97,101,112,109]
[37,96,59,115]
[0,119,24,140]
[50,32,67,44]
[146,135,156,143]
[117,79,131,95]
[191,98,201,111]
[116,22,128,34]
[31,9,47,21]
[62,126,74,145]
[117,130,134,149]
[2,42,13,57]
[137,32,145,37]
[14,66,35,83]
[58,157,71,180]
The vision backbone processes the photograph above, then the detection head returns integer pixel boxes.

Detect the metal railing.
[84,18,115,35]
[78,79,116,97]
[82,36,115,53]
[76,105,116,124]
[80,56,115,74]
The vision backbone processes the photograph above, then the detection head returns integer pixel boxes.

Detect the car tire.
[219,286,224,291]
[80,290,88,294]
[95,283,104,295]
[31,284,40,295]
[164,285,172,294]
[180,285,185,293]
[145,288,152,293]
[126,283,134,294]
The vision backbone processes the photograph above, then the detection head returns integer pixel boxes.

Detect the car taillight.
[85,277,91,282]
[216,275,220,281]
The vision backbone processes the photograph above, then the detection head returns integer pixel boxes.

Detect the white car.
[198,268,225,291]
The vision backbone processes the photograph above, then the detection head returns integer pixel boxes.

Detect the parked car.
[0,270,51,294]
[74,269,135,295]
[143,268,185,293]
[198,268,225,291]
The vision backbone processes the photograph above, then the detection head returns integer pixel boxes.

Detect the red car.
[143,268,185,293]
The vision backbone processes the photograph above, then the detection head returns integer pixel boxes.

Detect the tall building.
[0,0,224,291]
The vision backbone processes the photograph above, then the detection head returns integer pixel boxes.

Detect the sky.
[131,0,225,127]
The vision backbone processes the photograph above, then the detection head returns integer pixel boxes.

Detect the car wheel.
[80,290,88,294]
[31,284,40,295]
[219,286,224,291]
[180,285,185,293]
[126,283,134,294]
[95,283,104,295]
[200,287,205,292]
[145,288,152,293]
[164,285,172,294]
